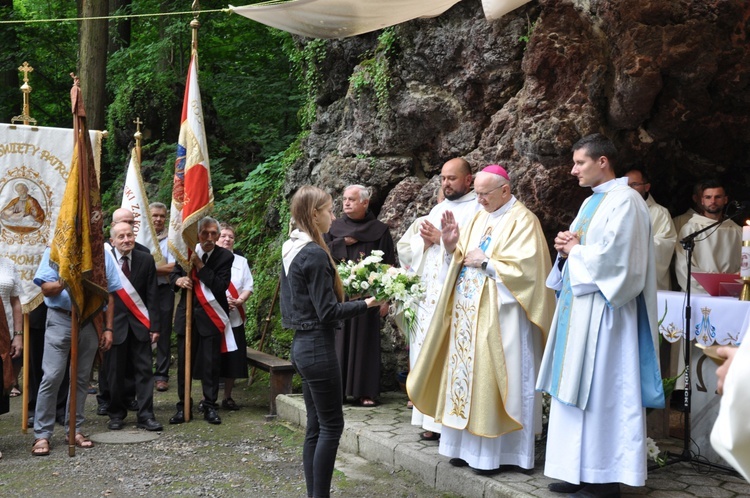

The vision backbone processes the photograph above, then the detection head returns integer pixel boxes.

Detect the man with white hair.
[326,184,395,407]
[408,165,555,475]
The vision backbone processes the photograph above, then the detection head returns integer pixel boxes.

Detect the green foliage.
[518,14,538,49]
[214,135,306,358]
[0,0,77,126]
[348,27,398,118]
[285,38,328,129]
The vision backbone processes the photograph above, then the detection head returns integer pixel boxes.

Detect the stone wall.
[285,0,750,390]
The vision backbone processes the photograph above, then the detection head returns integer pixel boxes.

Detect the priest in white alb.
[537,134,664,498]
[407,164,554,475]
[624,168,677,291]
[674,178,741,294]
[398,158,480,441]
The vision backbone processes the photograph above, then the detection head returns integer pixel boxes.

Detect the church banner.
[0,123,103,312]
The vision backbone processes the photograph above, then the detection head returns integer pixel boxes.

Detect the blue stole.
[549,192,665,409]
[549,193,606,402]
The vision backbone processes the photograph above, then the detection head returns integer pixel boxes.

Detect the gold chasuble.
[407,200,554,438]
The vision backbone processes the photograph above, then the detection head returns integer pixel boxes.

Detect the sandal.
[10,386,21,397]
[66,433,94,448]
[420,431,440,441]
[359,397,377,407]
[31,438,50,456]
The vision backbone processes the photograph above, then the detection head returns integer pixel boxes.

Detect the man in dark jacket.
[169,217,233,425]
[106,221,162,431]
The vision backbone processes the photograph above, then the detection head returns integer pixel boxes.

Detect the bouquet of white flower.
[337,250,425,341]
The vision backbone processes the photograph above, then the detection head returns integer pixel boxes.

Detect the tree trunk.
[78,0,109,131]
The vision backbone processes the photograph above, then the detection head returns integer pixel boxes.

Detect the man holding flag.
[169,217,233,425]
[167,34,235,424]
[31,73,120,455]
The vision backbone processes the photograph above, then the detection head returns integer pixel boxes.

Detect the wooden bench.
[246,347,295,418]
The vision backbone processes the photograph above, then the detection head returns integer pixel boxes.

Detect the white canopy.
[229,0,531,39]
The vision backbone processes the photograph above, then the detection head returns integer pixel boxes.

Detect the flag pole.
[134,116,143,164]
[21,313,30,433]
[183,3,201,423]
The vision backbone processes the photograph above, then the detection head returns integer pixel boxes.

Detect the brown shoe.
[155,380,169,392]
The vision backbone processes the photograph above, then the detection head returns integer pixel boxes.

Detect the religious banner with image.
[0,123,103,312]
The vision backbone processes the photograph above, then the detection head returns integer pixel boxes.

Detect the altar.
[656,290,749,466]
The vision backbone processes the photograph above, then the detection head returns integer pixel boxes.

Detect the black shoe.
[169,410,185,424]
[204,407,221,425]
[137,418,163,431]
[448,458,468,467]
[197,400,206,414]
[569,483,621,498]
[127,399,139,411]
[221,398,240,411]
[108,418,125,430]
[27,416,34,428]
[97,404,109,416]
[548,481,586,494]
[470,464,516,476]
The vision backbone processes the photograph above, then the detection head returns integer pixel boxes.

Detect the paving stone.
[684,485,735,497]
[484,478,535,497]
[644,477,688,490]
[435,462,488,498]
[358,429,397,466]
[394,442,438,487]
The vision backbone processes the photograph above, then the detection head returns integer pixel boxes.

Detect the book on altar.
[692,272,741,297]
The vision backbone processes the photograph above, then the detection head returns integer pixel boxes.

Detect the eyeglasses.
[628,182,649,188]
[475,186,502,199]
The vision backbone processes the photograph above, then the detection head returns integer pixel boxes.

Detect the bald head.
[112,208,135,225]
[440,158,472,201]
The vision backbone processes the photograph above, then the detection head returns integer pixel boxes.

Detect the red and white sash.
[227,282,246,326]
[113,253,151,330]
[192,268,238,353]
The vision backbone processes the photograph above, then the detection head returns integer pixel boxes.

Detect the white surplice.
[711,336,750,481]
[539,178,658,487]
[398,192,479,432]
[646,195,677,291]
[674,213,741,294]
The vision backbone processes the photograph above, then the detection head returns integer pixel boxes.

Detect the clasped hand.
[554,230,579,257]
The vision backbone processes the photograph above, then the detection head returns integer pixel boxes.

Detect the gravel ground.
[0,370,455,497]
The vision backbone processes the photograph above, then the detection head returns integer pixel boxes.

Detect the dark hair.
[700,178,726,192]
[625,167,650,184]
[572,133,618,167]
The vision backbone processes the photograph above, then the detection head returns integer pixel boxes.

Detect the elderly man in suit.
[169,217,233,425]
[106,221,162,431]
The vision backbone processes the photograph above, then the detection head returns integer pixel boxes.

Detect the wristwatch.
[13,330,22,338]
[481,258,489,271]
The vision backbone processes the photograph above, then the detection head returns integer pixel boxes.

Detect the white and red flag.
[168,51,213,271]
[121,147,163,264]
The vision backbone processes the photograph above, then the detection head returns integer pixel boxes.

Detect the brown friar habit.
[325,212,396,400]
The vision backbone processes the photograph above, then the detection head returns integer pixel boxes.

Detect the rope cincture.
[0,7,232,24]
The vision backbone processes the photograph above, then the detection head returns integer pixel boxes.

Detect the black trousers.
[175,330,221,409]
[291,329,345,498]
[106,330,155,422]
[154,284,175,381]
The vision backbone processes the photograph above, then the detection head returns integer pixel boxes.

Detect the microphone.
[731,201,750,212]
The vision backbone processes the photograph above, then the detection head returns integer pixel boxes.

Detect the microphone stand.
[665,206,745,472]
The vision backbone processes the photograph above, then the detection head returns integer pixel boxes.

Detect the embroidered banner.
[0,123,102,312]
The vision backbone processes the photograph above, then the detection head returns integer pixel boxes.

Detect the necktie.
[202,253,209,264]
[121,256,130,278]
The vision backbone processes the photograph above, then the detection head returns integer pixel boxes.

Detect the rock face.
[286,0,750,389]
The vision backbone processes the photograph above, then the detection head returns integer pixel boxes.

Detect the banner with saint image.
[0,123,103,312]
